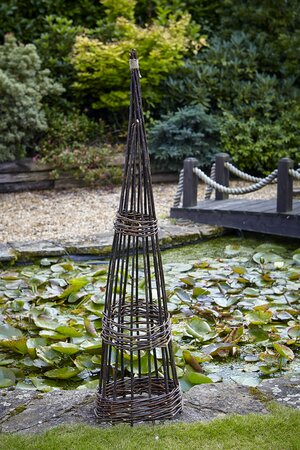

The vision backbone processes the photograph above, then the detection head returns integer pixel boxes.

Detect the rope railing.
[204,162,216,200]
[193,167,278,195]
[173,154,298,212]
[289,168,300,180]
[173,169,184,207]
[224,161,275,183]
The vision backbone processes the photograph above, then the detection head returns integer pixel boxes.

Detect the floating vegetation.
[0,237,299,392]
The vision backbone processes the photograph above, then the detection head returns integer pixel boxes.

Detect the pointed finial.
[129,49,141,77]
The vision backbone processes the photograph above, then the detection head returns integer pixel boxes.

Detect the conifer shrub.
[148,104,219,171]
[0,35,62,162]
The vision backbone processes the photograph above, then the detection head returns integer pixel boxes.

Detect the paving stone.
[10,241,66,259]
[257,375,300,409]
[0,244,16,262]
[59,233,114,255]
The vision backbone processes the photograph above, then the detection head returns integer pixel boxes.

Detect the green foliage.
[0,35,62,163]
[149,105,219,171]
[0,0,104,43]
[72,1,191,115]
[40,109,121,185]
[164,29,300,173]
[220,104,300,174]
[35,16,84,96]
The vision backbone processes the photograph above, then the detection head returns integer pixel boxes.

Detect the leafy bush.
[148,105,219,171]
[40,109,122,185]
[163,29,300,173]
[35,16,84,97]
[0,35,62,162]
[72,0,192,116]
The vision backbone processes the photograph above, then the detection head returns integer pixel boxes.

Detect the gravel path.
[0,181,283,244]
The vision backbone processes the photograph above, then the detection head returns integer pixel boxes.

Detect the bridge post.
[183,157,198,207]
[277,158,293,213]
[215,153,229,200]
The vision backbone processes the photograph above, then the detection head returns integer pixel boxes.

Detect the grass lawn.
[0,404,299,450]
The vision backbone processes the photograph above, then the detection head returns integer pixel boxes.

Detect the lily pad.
[245,310,272,325]
[44,367,80,379]
[51,342,80,355]
[0,367,16,388]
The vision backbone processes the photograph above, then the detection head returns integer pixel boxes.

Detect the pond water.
[0,232,299,392]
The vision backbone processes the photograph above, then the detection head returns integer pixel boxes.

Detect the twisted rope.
[193,167,278,195]
[204,163,216,200]
[224,161,271,183]
[173,169,184,207]
[289,168,300,180]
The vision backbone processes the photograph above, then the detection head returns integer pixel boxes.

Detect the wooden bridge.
[170,154,300,239]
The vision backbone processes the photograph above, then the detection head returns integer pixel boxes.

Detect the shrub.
[40,109,122,185]
[72,0,192,116]
[0,35,62,163]
[148,104,219,171]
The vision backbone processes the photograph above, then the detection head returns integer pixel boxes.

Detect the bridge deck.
[170,199,300,238]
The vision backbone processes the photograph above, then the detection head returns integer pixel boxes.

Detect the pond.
[0,233,299,392]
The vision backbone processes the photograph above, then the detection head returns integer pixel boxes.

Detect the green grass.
[1,405,299,450]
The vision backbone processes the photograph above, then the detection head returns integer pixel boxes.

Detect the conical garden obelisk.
[95,50,182,424]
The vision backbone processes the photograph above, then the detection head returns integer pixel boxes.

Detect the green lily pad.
[0,367,16,388]
[288,325,300,339]
[0,323,23,339]
[273,343,294,360]
[185,317,213,341]
[55,325,83,337]
[44,367,80,379]
[187,371,212,385]
[0,336,28,354]
[51,342,80,355]
[245,310,272,325]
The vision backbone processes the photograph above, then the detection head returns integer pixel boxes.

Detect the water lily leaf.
[29,376,61,391]
[0,323,23,339]
[174,287,191,303]
[185,317,212,341]
[288,325,300,339]
[182,350,203,372]
[273,343,294,360]
[214,296,238,307]
[192,287,210,297]
[27,337,48,358]
[84,318,98,337]
[0,367,16,388]
[39,330,68,340]
[80,339,102,352]
[259,365,280,375]
[0,355,14,366]
[44,367,80,379]
[74,354,96,370]
[76,379,99,390]
[225,244,241,256]
[0,336,28,354]
[232,266,246,275]
[55,325,83,337]
[292,253,300,265]
[36,347,62,365]
[243,288,260,297]
[202,342,234,357]
[245,310,272,325]
[180,276,195,287]
[231,375,259,387]
[32,315,60,331]
[59,277,89,299]
[51,342,80,355]
[253,252,284,265]
[187,371,212,385]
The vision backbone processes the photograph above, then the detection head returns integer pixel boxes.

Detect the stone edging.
[0,221,224,264]
[0,376,299,434]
